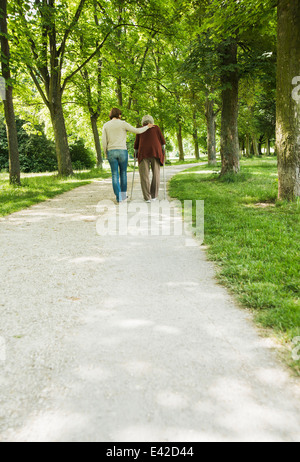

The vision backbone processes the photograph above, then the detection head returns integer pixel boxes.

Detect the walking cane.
[130,150,137,201]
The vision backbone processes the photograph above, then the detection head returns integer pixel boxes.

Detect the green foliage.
[69,139,96,170]
[19,132,57,173]
[3,0,278,168]
[0,116,57,172]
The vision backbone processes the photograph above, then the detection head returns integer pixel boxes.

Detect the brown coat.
[134,125,166,166]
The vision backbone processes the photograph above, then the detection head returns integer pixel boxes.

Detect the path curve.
[0,163,300,442]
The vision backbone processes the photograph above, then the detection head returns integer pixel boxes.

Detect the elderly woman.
[102,108,154,203]
[134,115,166,202]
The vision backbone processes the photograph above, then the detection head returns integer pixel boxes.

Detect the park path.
[0,163,300,442]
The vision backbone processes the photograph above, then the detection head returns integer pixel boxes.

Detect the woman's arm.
[102,126,107,156]
[123,121,153,135]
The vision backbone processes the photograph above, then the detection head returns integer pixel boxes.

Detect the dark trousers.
[139,157,161,201]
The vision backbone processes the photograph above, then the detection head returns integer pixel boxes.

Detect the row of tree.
[0,0,299,200]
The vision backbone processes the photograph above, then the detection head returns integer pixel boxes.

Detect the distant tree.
[182,32,221,164]
[218,38,240,174]
[201,0,277,175]
[12,0,125,176]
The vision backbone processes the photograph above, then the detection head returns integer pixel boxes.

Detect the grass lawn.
[0,168,111,217]
[169,156,300,373]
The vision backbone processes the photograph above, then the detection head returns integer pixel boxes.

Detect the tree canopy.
[0,0,299,199]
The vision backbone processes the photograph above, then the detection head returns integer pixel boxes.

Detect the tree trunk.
[220,41,240,175]
[153,50,164,131]
[91,114,102,168]
[116,76,123,107]
[192,108,200,160]
[192,129,200,160]
[177,123,185,161]
[0,0,20,184]
[252,135,259,156]
[3,88,20,184]
[240,137,245,157]
[115,5,123,108]
[276,0,300,200]
[245,134,251,157]
[266,137,271,156]
[49,96,73,176]
[29,2,73,177]
[258,135,264,156]
[205,97,217,165]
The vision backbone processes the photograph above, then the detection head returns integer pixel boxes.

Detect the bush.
[69,139,96,170]
[0,118,97,173]
[19,133,57,173]
[0,116,58,173]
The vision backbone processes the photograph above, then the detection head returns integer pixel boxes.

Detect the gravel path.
[0,163,300,442]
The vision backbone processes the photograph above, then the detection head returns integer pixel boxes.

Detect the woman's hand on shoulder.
[147,124,155,128]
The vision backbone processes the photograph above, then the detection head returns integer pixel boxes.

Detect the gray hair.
[142,114,154,125]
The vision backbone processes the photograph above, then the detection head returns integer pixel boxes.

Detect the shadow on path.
[0,164,299,442]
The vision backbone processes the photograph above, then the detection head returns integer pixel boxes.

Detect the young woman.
[102,108,154,203]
